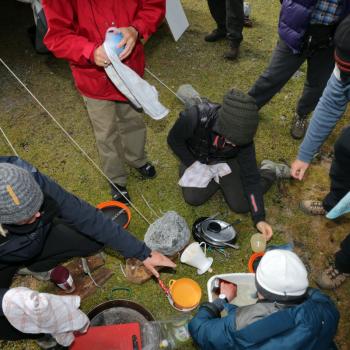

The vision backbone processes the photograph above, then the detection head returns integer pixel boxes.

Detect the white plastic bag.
[104,27,169,120]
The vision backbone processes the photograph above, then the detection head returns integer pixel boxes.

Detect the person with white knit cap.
[189,250,339,350]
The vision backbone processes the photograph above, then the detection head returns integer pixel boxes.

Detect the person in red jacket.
[42,0,165,203]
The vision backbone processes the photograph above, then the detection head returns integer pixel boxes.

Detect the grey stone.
[144,211,190,256]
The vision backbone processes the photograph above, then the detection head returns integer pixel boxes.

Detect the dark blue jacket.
[0,157,151,313]
[278,0,350,53]
[189,289,339,350]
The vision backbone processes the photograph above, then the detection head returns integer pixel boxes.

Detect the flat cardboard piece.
[125,254,178,284]
[70,323,141,350]
[165,0,189,41]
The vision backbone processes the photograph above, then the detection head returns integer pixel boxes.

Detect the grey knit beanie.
[0,163,44,224]
[214,89,259,145]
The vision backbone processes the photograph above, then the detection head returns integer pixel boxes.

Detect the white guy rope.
[145,68,186,104]
[0,129,104,287]
[141,194,160,219]
[0,126,19,156]
[0,57,151,225]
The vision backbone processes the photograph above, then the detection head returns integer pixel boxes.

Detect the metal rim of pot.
[87,299,155,323]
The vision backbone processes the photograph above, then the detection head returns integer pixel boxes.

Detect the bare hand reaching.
[142,251,176,278]
[220,281,237,302]
[291,159,310,181]
[256,221,273,241]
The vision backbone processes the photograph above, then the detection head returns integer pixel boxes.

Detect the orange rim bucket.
[169,278,202,310]
[96,201,131,229]
[248,252,265,273]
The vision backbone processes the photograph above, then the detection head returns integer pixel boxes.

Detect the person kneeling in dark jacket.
[189,250,339,350]
[0,156,175,346]
[167,89,291,241]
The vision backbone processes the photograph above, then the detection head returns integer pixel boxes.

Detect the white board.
[165,0,189,41]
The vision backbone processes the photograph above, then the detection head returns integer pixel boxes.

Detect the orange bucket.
[248,252,265,273]
[96,201,131,229]
[169,278,202,310]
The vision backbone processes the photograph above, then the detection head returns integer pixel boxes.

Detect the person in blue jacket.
[291,14,350,290]
[0,156,175,345]
[189,250,339,350]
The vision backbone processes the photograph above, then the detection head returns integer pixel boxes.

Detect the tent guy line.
[0,57,152,225]
[0,126,19,157]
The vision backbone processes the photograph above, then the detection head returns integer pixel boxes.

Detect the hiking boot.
[260,160,291,179]
[316,265,350,290]
[136,162,156,179]
[300,200,326,215]
[204,29,226,42]
[244,16,253,28]
[111,184,131,205]
[290,113,308,139]
[224,45,239,60]
[17,267,51,281]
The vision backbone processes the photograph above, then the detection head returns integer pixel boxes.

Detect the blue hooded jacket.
[189,289,339,350]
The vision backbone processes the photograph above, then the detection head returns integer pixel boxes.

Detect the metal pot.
[87,299,160,350]
[192,217,238,249]
[88,299,155,326]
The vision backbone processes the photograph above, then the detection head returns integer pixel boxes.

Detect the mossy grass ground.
[0,0,349,349]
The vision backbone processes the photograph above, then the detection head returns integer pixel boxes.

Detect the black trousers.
[207,0,244,47]
[322,126,350,212]
[248,38,334,117]
[322,127,350,273]
[0,221,102,341]
[180,159,275,213]
[335,234,350,273]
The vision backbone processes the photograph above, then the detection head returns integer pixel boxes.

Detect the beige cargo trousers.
[83,96,148,186]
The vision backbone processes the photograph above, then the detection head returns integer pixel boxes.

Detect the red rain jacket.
[42,0,165,101]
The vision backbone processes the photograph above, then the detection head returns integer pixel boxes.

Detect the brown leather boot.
[204,29,226,42]
[317,265,349,290]
[224,44,239,60]
[244,16,253,28]
[290,113,308,139]
[300,200,326,215]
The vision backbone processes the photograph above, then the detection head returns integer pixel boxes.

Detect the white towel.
[104,27,169,120]
[2,287,89,346]
[179,161,232,188]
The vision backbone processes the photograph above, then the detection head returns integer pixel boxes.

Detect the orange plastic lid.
[169,278,202,309]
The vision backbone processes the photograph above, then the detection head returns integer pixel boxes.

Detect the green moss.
[0,0,349,349]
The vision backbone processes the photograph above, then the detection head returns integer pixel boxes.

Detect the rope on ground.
[0,127,107,287]
[0,57,151,225]
[0,126,19,156]
[145,67,186,104]
[141,194,160,219]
